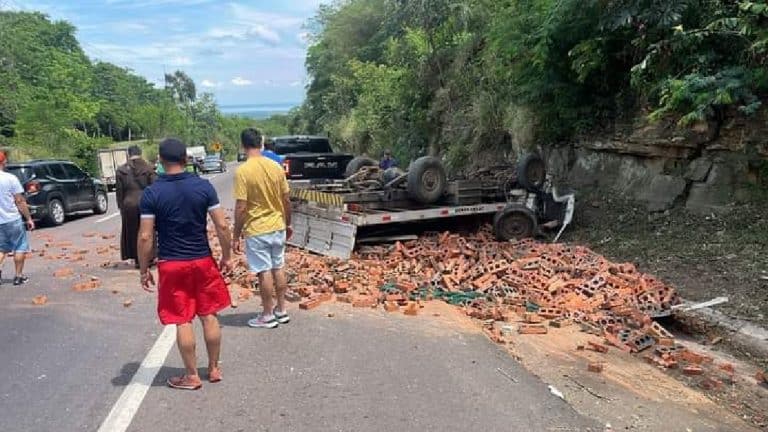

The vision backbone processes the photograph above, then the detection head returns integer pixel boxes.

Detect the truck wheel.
[93,192,109,215]
[407,156,447,204]
[381,167,405,186]
[517,153,546,192]
[493,205,537,241]
[45,198,66,226]
[345,156,377,178]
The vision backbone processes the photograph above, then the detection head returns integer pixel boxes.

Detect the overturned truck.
[288,154,575,259]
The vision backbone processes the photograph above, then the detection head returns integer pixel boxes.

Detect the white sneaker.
[247,314,278,329]
[274,309,290,324]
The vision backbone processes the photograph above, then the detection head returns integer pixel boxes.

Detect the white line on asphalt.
[97,325,176,432]
[96,213,121,223]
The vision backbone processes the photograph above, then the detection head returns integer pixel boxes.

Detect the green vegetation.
[0,11,285,173]
[292,0,768,169]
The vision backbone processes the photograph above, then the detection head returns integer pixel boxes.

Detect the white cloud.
[112,21,150,34]
[201,79,220,88]
[231,77,253,86]
[289,81,302,87]
[169,56,193,66]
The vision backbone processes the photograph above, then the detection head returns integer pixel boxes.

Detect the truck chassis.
[288,160,575,259]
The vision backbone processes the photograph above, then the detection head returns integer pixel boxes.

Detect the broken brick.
[403,302,418,316]
[587,362,604,373]
[587,341,609,354]
[518,324,548,335]
[683,365,704,376]
[32,295,48,306]
[53,268,74,278]
[383,301,399,312]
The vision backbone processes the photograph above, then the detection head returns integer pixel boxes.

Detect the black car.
[6,160,109,226]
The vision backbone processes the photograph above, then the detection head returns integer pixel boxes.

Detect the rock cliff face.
[547,110,768,214]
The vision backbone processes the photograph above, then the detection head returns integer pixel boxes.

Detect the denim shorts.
[0,219,30,253]
[245,230,286,274]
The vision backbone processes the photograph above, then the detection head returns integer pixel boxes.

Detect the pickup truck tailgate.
[285,153,354,180]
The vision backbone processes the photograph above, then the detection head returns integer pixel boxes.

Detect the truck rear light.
[26,180,41,194]
[283,160,291,174]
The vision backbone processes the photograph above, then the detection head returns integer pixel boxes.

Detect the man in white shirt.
[0,152,34,285]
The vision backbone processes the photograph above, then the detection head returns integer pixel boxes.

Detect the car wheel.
[45,198,66,226]
[93,191,108,215]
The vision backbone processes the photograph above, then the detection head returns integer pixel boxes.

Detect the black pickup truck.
[272,135,354,180]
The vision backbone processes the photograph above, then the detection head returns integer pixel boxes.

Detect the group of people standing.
[116,129,290,390]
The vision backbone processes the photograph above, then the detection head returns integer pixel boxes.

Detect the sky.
[3,0,325,107]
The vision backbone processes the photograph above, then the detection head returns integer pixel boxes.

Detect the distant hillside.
[220,103,297,120]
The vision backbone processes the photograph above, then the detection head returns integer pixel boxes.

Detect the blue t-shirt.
[139,172,220,260]
[262,150,285,165]
[380,158,397,170]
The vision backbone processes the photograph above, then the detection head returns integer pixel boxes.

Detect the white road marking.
[96,212,121,223]
[97,325,176,432]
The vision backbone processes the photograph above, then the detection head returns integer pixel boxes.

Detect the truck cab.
[273,135,354,181]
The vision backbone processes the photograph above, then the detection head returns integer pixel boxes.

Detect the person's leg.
[176,322,198,377]
[245,235,278,328]
[271,230,288,313]
[199,314,222,379]
[13,252,26,278]
[258,270,276,315]
[158,260,202,390]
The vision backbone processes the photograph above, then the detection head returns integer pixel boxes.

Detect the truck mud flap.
[288,213,357,260]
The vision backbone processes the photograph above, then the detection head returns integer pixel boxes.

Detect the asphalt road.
[0,165,599,432]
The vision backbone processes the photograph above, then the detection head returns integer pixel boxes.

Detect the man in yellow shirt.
[233,128,292,329]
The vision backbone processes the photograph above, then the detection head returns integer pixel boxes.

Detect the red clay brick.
[587,341,609,354]
[683,365,704,376]
[518,324,548,335]
[587,362,604,373]
[403,302,418,316]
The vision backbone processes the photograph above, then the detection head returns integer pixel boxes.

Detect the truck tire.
[517,153,546,192]
[93,192,109,215]
[493,204,537,241]
[406,156,447,204]
[345,156,377,178]
[381,167,405,186]
[45,198,66,226]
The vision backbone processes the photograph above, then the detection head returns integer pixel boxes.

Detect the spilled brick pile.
[223,228,755,390]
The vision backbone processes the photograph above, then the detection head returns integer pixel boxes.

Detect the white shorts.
[245,230,286,274]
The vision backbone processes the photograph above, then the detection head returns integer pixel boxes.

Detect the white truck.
[97,148,129,191]
[187,146,206,162]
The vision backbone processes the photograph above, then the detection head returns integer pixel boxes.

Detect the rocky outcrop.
[547,109,768,214]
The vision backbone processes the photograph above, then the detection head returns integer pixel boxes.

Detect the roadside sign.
[211,142,222,152]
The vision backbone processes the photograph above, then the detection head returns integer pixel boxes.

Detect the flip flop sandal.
[167,375,202,390]
[209,368,222,383]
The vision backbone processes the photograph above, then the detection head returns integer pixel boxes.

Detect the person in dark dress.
[116,145,156,267]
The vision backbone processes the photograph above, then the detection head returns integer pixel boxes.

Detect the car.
[201,155,226,173]
[6,160,109,226]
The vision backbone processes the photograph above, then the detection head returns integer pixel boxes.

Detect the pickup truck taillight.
[282,160,291,175]
[26,180,41,194]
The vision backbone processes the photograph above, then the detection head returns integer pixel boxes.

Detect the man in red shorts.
[137,137,232,390]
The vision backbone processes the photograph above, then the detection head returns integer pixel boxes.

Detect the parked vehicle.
[187,146,206,162]
[273,135,354,181]
[6,160,109,226]
[201,154,226,173]
[97,148,128,191]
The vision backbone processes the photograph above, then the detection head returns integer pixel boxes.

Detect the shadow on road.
[111,362,209,387]
[217,312,255,328]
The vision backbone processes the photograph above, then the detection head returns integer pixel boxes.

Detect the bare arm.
[233,199,247,243]
[209,207,232,265]
[282,192,292,237]
[14,193,34,229]
[137,217,156,290]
